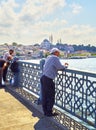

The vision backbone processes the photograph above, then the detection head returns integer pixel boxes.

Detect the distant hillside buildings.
[0,38,96,59]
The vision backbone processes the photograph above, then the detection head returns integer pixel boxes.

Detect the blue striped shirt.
[43,55,65,79]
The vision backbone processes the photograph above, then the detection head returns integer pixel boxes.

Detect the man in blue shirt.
[40,48,68,116]
[10,56,20,87]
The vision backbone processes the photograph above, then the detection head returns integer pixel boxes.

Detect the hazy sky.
[0,0,96,45]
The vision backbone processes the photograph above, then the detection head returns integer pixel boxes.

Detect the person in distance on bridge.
[3,49,14,84]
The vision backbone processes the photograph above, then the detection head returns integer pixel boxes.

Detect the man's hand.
[64,63,69,68]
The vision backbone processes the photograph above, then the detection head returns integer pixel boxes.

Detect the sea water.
[22,58,96,73]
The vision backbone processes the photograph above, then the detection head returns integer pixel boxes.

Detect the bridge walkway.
[0,86,67,130]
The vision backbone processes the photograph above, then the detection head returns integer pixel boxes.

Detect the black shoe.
[45,112,58,117]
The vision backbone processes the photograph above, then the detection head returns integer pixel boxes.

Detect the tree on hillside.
[12,42,18,46]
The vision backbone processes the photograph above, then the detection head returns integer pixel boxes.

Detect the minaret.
[49,34,53,44]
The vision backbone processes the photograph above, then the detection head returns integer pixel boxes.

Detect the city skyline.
[0,0,96,46]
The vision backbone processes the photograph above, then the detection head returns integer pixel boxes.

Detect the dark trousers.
[40,75,55,114]
[0,60,6,84]
[0,68,3,84]
[3,65,8,82]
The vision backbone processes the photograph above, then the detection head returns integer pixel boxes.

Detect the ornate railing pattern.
[55,69,96,128]
[18,61,41,96]
[7,61,96,129]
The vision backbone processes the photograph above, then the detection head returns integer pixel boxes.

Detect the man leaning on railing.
[40,48,69,117]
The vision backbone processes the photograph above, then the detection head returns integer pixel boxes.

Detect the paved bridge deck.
[0,87,67,130]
